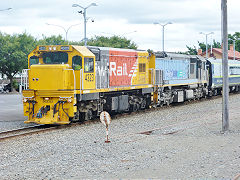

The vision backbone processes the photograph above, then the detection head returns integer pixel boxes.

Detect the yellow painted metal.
[72,46,94,57]
[131,51,150,85]
[148,53,157,104]
[160,81,208,87]
[29,64,74,90]
[74,84,153,94]
[148,53,156,84]
[23,90,75,124]
[22,90,34,97]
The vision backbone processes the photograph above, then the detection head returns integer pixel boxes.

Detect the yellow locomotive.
[22,45,154,124]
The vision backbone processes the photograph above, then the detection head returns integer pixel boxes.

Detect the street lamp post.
[46,23,81,43]
[72,3,97,46]
[233,40,236,60]
[154,22,172,52]
[200,32,214,58]
[121,30,137,36]
[100,30,137,37]
[230,39,240,60]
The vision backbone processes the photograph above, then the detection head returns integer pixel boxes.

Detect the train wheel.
[160,102,164,107]
[86,109,93,120]
[130,104,139,112]
[166,100,170,106]
[79,112,85,122]
[79,109,93,121]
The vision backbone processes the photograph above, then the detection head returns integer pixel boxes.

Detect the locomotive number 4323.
[85,74,94,82]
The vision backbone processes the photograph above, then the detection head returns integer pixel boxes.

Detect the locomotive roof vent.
[155,51,167,58]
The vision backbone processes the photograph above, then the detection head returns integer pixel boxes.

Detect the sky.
[0,0,239,52]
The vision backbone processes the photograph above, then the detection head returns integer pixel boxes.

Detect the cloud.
[0,0,239,51]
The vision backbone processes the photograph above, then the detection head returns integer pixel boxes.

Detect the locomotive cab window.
[29,56,39,66]
[84,57,94,73]
[42,52,68,64]
[72,55,82,70]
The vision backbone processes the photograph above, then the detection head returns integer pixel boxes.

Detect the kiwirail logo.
[110,62,128,76]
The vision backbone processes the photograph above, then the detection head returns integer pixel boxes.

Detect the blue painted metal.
[155,57,198,86]
[156,58,189,80]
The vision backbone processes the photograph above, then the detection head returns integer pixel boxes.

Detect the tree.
[71,35,138,49]
[186,45,198,55]
[186,40,221,55]
[0,33,138,91]
[0,32,36,91]
[228,32,240,52]
[37,35,67,45]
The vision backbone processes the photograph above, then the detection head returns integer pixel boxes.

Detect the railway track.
[1,92,238,141]
[112,93,224,119]
[0,125,59,141]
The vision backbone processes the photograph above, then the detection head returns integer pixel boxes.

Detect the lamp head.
[72,4,79,7]
[91,3,97,6]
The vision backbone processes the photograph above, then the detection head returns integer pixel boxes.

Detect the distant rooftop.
[199,44,240,60]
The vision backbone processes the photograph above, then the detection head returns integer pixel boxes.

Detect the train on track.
[21,45,240,124]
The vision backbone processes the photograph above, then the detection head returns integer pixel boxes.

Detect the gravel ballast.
[1,94,240,179]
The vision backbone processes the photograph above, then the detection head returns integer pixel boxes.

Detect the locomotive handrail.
[65,69,76,96]
[21,69,30,91]
[96,68,109,89]
[80,69,83,90]
[149,68,155,85]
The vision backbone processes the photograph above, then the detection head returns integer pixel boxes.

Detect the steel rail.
[1,92,239,142]
[0,125,58,141]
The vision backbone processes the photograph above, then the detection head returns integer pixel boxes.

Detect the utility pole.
[221,0,229,132]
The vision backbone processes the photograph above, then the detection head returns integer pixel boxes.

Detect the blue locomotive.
[151,52,239,107]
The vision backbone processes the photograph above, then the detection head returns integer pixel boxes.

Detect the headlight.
[23,96,34,102]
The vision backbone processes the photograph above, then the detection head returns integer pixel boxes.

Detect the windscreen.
[42,52,68,64]
[29,56,39,66]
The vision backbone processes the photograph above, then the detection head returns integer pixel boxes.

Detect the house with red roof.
[198,44,240,60]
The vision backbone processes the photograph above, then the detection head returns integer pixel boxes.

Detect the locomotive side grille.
[155,69,163,85]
